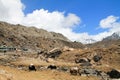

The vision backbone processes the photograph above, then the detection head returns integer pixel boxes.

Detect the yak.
[28,64,36,71]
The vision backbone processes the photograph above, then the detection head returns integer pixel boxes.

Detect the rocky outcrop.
[103,32,120,41]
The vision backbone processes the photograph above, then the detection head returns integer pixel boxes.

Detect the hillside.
[0,21,84,51]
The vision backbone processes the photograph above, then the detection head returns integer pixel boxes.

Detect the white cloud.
[100,15,119,28]
[22,9,80,31]
[70,15,120,43]
[0,0,24,23]
[0,0,120,44]
[92,15,120,41]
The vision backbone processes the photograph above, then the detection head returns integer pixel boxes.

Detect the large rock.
[75,58,90,63]
[93,55,102,62]
[107,69,120,79]
[78,68,99,76]
[46,48,62,58]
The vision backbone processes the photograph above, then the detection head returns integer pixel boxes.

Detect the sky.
[0,0,120,43]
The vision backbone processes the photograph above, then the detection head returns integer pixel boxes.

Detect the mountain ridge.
[103,31,120,41]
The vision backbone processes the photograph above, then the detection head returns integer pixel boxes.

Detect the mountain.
[103,32,120,41]
[83,32,120,44]
[0,21,84,51]
[83,39,96,44]
[86,32,120,48]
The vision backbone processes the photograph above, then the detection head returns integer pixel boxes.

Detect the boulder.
[75,58,90,64]
[78,68,100,76]
[47,48,62,58]
[107,69,120,79]
[93,55,102,62]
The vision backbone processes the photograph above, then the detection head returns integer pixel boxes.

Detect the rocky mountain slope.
[86,39,120,49]
[82,31,120,44]
[103,31,120,41]
[0,21,84,51]
[86,32,120,48]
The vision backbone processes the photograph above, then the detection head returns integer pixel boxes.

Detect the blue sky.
[0,0,120,43]
[21,0,120,35]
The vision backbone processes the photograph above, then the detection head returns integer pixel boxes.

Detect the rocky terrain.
[0,21,84,51]
[0,21,120,80]
[103,32,120,41]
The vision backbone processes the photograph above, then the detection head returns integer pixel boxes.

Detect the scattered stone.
[99,72,110,80]
[78,68,99,76]
[59,66,69,72]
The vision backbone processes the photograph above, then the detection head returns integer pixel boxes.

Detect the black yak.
[70,67,79,75]
[28,64,36,71]
[47,64,57,70]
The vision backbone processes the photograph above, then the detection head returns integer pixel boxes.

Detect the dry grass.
[0,43,120,80]
[10,56,79,67]
[0,65,99,80]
